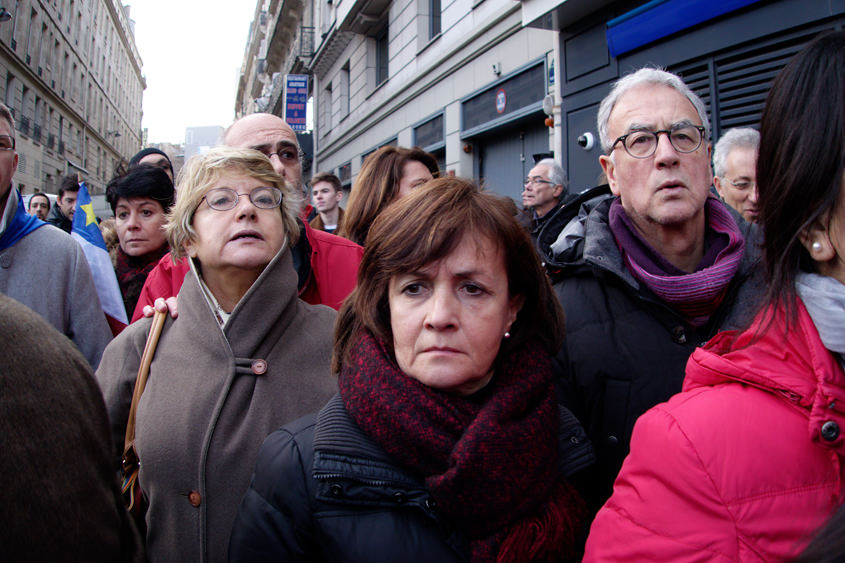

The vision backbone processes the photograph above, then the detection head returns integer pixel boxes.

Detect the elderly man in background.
[545,68,762,510]
[133,113,362,320]
[521,158,569,244]
[0,103,112,368]
[713,127,760,223]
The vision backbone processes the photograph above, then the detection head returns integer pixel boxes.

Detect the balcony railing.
[32,124,41,142]
[58,140,65,155]
[18,115,30,135]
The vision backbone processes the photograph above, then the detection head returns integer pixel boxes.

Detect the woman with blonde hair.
[96,146,337,562]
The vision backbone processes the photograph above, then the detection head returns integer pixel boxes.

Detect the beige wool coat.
[96,247,338,563]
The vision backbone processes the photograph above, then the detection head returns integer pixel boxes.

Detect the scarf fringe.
[496,481,587,562]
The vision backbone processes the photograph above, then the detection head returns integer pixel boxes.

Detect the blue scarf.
[0,189,47,251]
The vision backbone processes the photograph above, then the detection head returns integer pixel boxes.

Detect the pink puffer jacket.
[584,300,845,561]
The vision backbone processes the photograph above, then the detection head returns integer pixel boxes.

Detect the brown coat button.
[251,359,267,375]
[188,491,201,507]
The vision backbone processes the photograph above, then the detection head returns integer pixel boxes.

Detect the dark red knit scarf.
[338,330,585,561]
[114,245,169,317]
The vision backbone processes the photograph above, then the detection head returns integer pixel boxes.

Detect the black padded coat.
[229,394,595,562]
[541,196,764,509]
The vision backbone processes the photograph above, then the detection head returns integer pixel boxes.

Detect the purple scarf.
[609,197,745,327]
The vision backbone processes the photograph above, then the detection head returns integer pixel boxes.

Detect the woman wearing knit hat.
[129,147,174,182]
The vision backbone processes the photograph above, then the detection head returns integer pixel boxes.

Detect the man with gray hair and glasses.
[713,127,760,223]
[521,158,570,243]
[521,157,575,248]
[545,68,762,510]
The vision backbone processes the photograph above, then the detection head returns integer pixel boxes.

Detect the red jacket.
[132,221,362,321]
[584,300,845,562]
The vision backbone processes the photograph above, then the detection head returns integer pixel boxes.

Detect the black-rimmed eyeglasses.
[610,125,706,159]
[0,134,16,151]
[200,187,283,211]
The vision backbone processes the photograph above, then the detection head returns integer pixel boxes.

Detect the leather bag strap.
[123,310,167,452]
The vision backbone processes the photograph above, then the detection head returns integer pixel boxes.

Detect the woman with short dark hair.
[230,177,592,562]
[106,165,175,317]
[584,31,845,561]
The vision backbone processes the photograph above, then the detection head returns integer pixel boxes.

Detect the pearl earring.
[812,241,822,253]
[504,331,511,339]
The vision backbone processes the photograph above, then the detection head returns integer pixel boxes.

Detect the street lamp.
[0,8,13,22]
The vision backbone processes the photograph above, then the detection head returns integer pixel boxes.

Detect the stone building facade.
[0,0,144,195]
[236,0,555,202]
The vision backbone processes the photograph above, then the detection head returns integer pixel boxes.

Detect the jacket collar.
[312,395,595,482]
[180,243,300,359]
[685,300,845,454]
[313,395,419,480]
[556,196,762,316]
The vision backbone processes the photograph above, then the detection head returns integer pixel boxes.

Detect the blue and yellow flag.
[71,182,128,327]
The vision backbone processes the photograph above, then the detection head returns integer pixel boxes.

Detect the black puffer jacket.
[229,395,595,562]
[541,196,764,509]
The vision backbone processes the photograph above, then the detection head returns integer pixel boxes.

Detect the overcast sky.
[129,1,257,145]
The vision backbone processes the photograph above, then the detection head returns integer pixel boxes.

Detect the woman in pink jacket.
[584,31,845,562]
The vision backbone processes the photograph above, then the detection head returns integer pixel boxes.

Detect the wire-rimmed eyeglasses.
[524,176,555,186]
[200,187,283,212]
[610,125,706,159]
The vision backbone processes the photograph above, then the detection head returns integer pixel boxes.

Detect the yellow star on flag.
[80,202,97,226]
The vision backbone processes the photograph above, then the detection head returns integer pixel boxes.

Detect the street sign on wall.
[285,75,308,131]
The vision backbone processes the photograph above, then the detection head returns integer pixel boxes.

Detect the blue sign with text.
[285,75,308,131]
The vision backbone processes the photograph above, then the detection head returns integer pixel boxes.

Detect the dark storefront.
[535,0,845,192]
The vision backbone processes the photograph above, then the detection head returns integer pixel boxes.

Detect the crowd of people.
[1,30,844,562]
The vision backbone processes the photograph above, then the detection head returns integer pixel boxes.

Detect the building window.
[375,26,388,86]
[4,73,15,110]
[413,113,444,151]
[324,81,333,132]
[20,85,30,130]
[338,161,352,188]
[10,0,20,50]
[340,61,350,119]
[429,0,441,39]
[322,0,333,35]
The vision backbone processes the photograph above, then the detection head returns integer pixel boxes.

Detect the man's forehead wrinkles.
[624,119,696,133]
